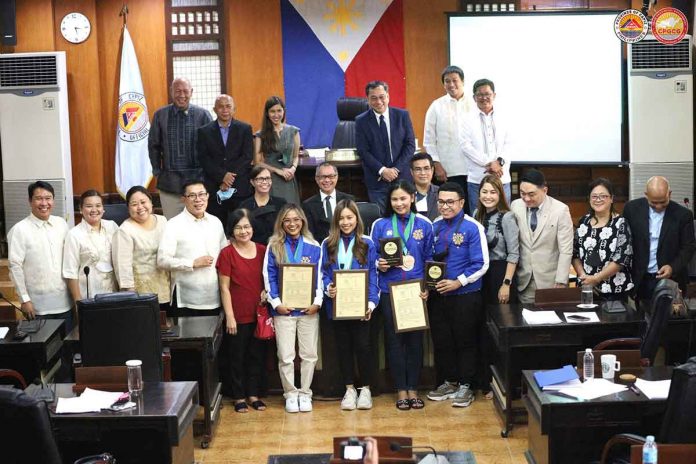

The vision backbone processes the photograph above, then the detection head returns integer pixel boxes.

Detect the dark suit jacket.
[622,198,696,291]
[355,107,415,193]
[197,118,253,198]
[239,195,287,245]
[416,184,440,221]
[302,191,354,243]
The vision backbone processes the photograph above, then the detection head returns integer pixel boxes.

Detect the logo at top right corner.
[651,7,688,45]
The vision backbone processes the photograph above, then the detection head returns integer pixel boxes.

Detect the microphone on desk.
[84,266,90,299]
[0,291,39,332]
[389,442,450,464]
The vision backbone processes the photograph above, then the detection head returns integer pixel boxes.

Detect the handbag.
[254,303,275,340]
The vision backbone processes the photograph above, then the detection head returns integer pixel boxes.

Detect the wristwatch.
[497,156,505,167]
[503,278,511,286]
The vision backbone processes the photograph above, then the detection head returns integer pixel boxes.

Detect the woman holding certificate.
[371,181,434,410]
[320,200,380,410]
[263,204,323,414]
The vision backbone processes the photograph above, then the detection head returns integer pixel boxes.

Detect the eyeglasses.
[590,194,611,201]
[253,177,272,184]
[316,174,337,181]
[185,192,209,200]
[437,199,463,207]
[233,224,252,232]
[282,218,302,225]
[412,167,432,173]
[475,92,494,99]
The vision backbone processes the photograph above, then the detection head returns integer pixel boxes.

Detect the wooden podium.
[330,436,416,463]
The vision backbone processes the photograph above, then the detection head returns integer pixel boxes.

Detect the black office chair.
[102,203,130,225]
[357,202,381,234]
[78,292,164,381]
[331,97,369,149]
[594,279,678,366]
[600,356,696,464]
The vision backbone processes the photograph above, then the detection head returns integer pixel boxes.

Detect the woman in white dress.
[112,186,170,305]
[63,190,119,301]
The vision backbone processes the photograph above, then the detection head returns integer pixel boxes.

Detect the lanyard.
[337,235,355,270]
[284,236,304,264]
[391,213,415,255]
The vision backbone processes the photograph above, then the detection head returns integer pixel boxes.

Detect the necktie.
[325,195,333,221]
[379,115,391,161]
[530,207,539,232]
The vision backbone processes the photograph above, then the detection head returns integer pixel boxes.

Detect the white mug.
[601,354,621,380]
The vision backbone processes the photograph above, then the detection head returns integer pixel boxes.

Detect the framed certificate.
[425,261,447,288]
[332,269,369,320]
[379,237,403,266]
[388,279,429,333]
[280,264,316,309]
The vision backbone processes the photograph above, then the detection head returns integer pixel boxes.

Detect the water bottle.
[583,348,594,381]
[642,435,657,464]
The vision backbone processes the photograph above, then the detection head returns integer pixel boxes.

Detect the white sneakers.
[341,387,373,411]
[286,395,313,413]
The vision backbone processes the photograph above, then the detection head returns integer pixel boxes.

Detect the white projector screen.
[449,12,624,164]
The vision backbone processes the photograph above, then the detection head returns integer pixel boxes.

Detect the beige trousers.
[158,190,184,219]
[273,313,319,398]
[518,277,538,305]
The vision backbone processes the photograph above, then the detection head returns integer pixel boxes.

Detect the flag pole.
[119,3,129,27]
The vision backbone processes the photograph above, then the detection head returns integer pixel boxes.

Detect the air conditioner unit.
[627,35,693,203]
[0,51,74,231]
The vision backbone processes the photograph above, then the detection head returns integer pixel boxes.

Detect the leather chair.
[600,356,696,464]
[357,202,381,234]
[77,292,165,381]
[331,97,369,149]
[102,203,129,225]
[593,279,678,366]
[0,368,27,388]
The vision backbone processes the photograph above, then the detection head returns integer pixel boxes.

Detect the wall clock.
[60,12,91,44]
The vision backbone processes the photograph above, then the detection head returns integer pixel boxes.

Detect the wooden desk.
[487,304,645,438]
[522,367,671,464]
[50,381,197,464]
[0,319,65,383]
[63,314,223,449]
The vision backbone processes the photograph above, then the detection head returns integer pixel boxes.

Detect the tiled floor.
[194,393,529,463]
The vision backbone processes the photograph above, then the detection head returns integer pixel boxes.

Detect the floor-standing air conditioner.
[628,35,693,203]
[0,51,74,231]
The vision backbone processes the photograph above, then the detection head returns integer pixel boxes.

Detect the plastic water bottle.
[583,348,594,381]
[643,435,657,464]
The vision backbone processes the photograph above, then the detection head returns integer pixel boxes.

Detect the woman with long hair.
[253,96,301,204]
[239,165,287,245]
[217,208,268,413]
[263,204,322,413]
[63,190,119,301]
[320,200,380,410]
[370,180,433,410]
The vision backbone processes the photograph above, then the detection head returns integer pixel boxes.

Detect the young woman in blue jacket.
[370,180,434,410]
[263,203,323,413]
[321,199,380,411]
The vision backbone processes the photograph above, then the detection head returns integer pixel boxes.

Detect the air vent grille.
[0,55,59,89]
[630,37,692,71]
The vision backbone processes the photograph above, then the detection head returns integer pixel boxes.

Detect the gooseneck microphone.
[0,291,39,332]
[390,442,447,462]
[84,266,91,299]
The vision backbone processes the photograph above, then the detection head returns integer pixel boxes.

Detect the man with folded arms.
[158,180,228,316]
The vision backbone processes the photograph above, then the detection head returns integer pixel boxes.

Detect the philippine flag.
[281,0,406,148]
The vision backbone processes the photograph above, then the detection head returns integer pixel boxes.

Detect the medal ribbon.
[391,213,415,255]
[337,235,355,270]
[284,236,304,264]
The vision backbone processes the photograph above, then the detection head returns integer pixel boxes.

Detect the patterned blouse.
[573,214,634,295]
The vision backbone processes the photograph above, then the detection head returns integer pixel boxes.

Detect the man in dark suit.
[410,153,439,221]
[302,162,354,243]
[355,80,416,212]
[623,176,695,304]
[198,94,253,227]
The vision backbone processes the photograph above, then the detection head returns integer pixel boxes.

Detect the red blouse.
[216,242,266,324]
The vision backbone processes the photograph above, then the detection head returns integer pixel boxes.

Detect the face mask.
[216,188,237,205]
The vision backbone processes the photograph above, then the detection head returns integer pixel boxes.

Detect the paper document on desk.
[543,379,582,391]
[0,327,8,338]
[635,378,671,399]
[55,388,124,414]
[522,308,563,325]
[418,454,450,464]
[563,312,600,323]
[558,378,627,400]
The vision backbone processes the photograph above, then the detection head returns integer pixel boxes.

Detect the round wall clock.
[60,12,91,44]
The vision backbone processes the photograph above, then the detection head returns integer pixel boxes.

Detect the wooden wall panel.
[10,0,55,52]
[403,0,458,145]
[225,0,284,132]
[52,0,105,194]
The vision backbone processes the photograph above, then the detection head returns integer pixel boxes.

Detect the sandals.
[251,400,266,411]
[396,399,411,410]
[409,397,425,409]
[234,401,249,413]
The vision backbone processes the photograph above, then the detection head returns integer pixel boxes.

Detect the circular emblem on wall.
[117,92,150,142]
[651,8,688,45]
[614,9,649,43]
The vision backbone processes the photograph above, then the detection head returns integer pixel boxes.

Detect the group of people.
[8,70,694,418]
